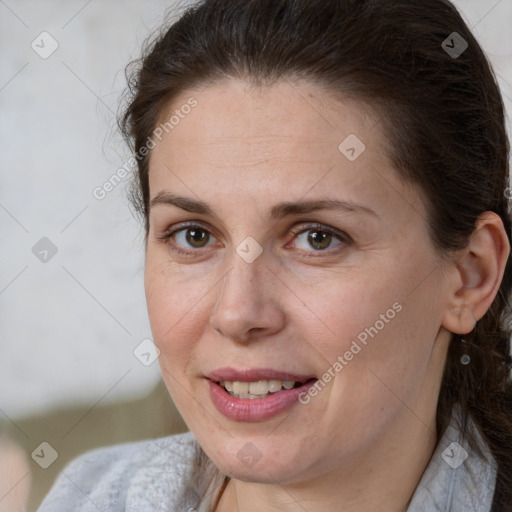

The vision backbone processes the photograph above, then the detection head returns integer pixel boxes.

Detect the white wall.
[1,0,511,419]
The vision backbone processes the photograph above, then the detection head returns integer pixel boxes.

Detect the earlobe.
[441,211,510,335]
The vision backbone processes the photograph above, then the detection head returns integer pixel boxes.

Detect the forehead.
[147,78,421,217]
[154,78,380,156]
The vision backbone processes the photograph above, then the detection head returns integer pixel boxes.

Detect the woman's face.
[145,78,453,484]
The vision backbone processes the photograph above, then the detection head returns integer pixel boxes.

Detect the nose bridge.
[209,244,283,341]
[214,246,267,315]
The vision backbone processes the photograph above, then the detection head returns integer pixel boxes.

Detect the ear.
[442,211,510,335]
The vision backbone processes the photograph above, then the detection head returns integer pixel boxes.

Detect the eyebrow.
[149,191,379,219]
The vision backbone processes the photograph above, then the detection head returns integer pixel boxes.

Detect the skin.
[144,78,509,511]
[0,437,31,512]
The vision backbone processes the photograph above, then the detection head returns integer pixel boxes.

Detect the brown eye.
[158,223,217,254]
[307,230,333,250]
[183,227,210,248]
[291,224,348,253]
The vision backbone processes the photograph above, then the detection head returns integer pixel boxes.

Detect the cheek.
[297,272,403,361]
[305,263,440,405]
[323,290,441,420]
[144,258,210,360]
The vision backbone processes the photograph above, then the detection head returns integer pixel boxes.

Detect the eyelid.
[286,222,351,255]
[288,222,351,242]
[158,220,351,255]
[157,221,219,253]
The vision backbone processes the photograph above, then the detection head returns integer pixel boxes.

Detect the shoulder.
[408,404,498,512]
[37,431,200,512]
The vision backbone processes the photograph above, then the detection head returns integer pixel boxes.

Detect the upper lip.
[208,367,316,383]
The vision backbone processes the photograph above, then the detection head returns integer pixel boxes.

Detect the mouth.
[217,378,312,399]
[206,369,318,421]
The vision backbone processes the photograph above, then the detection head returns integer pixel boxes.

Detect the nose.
[209,248,286,343]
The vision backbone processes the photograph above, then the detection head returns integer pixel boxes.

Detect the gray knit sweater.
[37,405,497,511]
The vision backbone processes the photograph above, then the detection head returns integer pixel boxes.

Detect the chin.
[202,436,314,485]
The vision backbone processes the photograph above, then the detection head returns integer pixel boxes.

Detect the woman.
[37,0,512,510]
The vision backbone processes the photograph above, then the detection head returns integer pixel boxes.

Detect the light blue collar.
[407,404,497,512]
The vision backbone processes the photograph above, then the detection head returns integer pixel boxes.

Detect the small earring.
[460,338,470,365]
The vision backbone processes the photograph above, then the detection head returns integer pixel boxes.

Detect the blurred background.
[0,0,511,510]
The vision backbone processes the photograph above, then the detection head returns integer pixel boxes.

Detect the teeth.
[232,381,249,394]
[268,379,282,392]
[219,379,302,398]
[249,381,268,395]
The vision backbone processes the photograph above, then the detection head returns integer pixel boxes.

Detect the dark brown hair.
[119,0,512,509]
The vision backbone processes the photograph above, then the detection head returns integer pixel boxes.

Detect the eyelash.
[157,221,352,258]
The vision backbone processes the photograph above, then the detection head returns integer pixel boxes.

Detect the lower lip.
[208,379,317,422]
